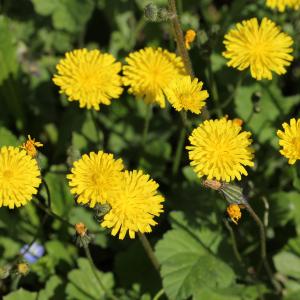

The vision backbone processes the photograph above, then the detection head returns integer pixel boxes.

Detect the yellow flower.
[17,263,30,276]
[223,17,293,80]
[227,204,241,225]
[53,49,123,110]
[266,0,300,11]
[0,146,41,209]
[187,119,254,182]
[101,170,164,239]
[21,135,43,158]
[165,76,209,114]
[67,151,124,207]
[277,118,300,164]
[123,47,185,108]
[185,29,196,50]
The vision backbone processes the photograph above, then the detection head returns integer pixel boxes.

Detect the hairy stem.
[153,289,165,300]
[172,111,187,176]
[245,203,281,293]
[84,245,118,300]
[223,219,243,265]
[138,232,160,272]
[168,0,194,77]
[167,0,209,120]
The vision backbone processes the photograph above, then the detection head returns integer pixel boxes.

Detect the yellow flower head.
[165,76,209,114]
[0,146,41,209]
[17,263,30,276]
[67,151,124,207]
[266,0,300,11]
[53,49,123,110]
[101,170,164,239]
[123,47,185,108]
[227,204,241,225]
[21,135,43,158]
[187,119,254,182]
[185,29,197,50]
[277,118,300,164]
[223,17,294,80]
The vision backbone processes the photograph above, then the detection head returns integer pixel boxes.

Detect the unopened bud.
[74,223,92,248]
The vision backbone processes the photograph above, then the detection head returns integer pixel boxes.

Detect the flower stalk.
[83,245,118,300]
[245,203,282,293]
[138,232,160,273]
[168,0,194,77]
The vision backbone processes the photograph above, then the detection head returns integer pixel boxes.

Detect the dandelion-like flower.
[185,29,196,50]
[187,119,254,182]
[165,75,209,114]
[53,49,123,110]
[223,17,293,80]
[227,204,241,225]
[101,170,164,239]
[277,118,300,164]
[0,146,41,209]
[123,47,185,108]
[67,151,124,207]
[266,0,300,11]
[21,135,43,157]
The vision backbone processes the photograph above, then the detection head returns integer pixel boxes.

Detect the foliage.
[1,0,300,299]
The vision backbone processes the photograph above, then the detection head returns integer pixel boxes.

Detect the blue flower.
[20,242,44,263]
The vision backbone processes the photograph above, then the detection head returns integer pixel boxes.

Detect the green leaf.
[31,0,58,15]
[274,251,300,279]
[4,289,37,300]
[234,81,293,147]
[268,192,300,228]
[0,16,24,129]
[193,284,267,300]
[0,127,19,147]
[0,16,18,84]
[43,165,73,217]
[31,256,56,282]
[0,237,21,261]
[45,240,76,266]
[66,258,114,300]
[31,0,94,33]
[155,223,235,300]
[37,275,63,300]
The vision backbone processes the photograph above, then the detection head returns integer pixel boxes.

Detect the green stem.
[176,0,183,15]
[34,199,74,229]
[172,111,187,176]
[84,245,118,300]
[223,219,243,265]
[153,289,165,300]
[167,0,210,121]
[141,105,153,148]
[90,110,102,148]
[245,203,281,293]
[11,274,21,291]
[139,104,153,166]
[42,178,51,208]
[138,232,160,273]
[172,125,186,176]
[207,56,221,117]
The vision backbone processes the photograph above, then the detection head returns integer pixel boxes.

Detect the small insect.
[94,203,111,222]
